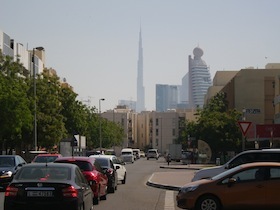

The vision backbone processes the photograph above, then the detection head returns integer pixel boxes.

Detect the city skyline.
[1,1,280,111]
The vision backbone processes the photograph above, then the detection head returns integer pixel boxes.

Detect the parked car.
[121,148,134,163]
[147,149,159,160]
[90,155,118,193]
[32,153,62,163]
[177,162,280,210]
[0,155,27,191]
[139,150,146,158]
[192,149,280,181]
[4,163,94,210]
[105,155,127,184]
[54,156,108,204]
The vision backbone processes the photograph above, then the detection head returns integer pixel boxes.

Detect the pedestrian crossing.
[164,190,175,210]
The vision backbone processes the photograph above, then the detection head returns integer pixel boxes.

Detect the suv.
[147,149,159,160]
[192,149,280,181]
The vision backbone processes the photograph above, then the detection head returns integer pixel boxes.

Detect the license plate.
[27,191,54,197]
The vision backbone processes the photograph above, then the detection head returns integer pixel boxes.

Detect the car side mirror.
[228,177,236,187]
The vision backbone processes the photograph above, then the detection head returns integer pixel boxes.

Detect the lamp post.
[242,108,246,151]
[32,47,44,151]
[99,98,105,153]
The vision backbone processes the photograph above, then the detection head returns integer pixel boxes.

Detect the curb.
[159,165,201,170]
[146,174,180,191]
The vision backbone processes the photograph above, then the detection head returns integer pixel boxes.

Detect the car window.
[221,168,257,184]
[17,167,70,180]
[34,156,58,163]
[0,157,15,167]
[74,161,92,171]
[94,161,103,173]
[75,168,88,185]
[95,158,109,167]
[270,167,280,179]
[228,153,256,168]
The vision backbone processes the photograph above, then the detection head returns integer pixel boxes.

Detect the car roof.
[91,154,114,159]
[55,156,95,162]
[239,161,280,168]
[240,149,280,154]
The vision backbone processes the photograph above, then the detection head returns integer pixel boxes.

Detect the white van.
[121,148,134,163]
[192,149,280,181]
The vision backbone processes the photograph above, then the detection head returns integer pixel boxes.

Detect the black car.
[4,163,93,210]
[0,155,27,190]
[91,155,118,193]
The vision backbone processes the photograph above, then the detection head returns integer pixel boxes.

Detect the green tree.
[184,92,242,160]
[35,71,67,149]
[0,54,33,153]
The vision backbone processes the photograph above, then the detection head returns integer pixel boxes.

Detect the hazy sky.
[1,1,280,111]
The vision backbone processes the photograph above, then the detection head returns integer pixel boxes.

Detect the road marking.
[164,190,175,210]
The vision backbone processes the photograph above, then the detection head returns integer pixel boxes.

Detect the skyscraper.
[136,27,145,112]
[156,84,179,112]
[189,47,212,108]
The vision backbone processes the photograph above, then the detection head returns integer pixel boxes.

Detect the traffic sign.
[238,121,252,136]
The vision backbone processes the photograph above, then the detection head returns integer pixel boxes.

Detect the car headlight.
[2,171,13,177]
[179,185,199,193]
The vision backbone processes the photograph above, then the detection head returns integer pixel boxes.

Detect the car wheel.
[121,173,126,184]
[196,195,221,210]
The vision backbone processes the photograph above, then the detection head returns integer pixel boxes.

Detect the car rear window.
[94,158,109,167]
[17,167,71,181]
[55,160,93,172]
[34,156,58,163]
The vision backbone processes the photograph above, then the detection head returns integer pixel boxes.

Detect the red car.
[55,156,108,205]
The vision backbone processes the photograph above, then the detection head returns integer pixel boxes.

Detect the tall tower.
[136,27,145,112]
[189,47,212,108]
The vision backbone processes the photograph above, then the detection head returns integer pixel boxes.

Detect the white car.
[105,155,127,184]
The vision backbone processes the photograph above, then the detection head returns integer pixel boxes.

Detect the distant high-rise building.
[156,84,179,112]
[118,99,136,111]
[136,27,145,113]
[188,47,212,108]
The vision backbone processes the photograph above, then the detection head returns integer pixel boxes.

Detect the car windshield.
[122,152,132,155]
[34,156,58,163]
[0,157,15,167]
[16,166,71,181]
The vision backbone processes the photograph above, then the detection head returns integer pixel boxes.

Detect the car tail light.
[62,186,78,198]
[5,186,18,197]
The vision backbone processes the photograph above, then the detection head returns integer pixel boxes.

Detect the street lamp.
[32,46,44,151]
[99,98,105,153]
[242,107,246,151]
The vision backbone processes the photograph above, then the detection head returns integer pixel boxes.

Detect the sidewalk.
[146,163,210,191]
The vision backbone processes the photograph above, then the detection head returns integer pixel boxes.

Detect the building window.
[156,129,159,136]
[156,139,158,146]
[156,118,159,126]
[172,128,175,136]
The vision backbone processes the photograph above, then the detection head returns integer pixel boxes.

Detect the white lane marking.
[164,190,175,210]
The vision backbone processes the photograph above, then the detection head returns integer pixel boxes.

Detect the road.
[0,157,196,210]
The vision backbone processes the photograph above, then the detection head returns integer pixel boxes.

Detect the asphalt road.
[0,157,196,210]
